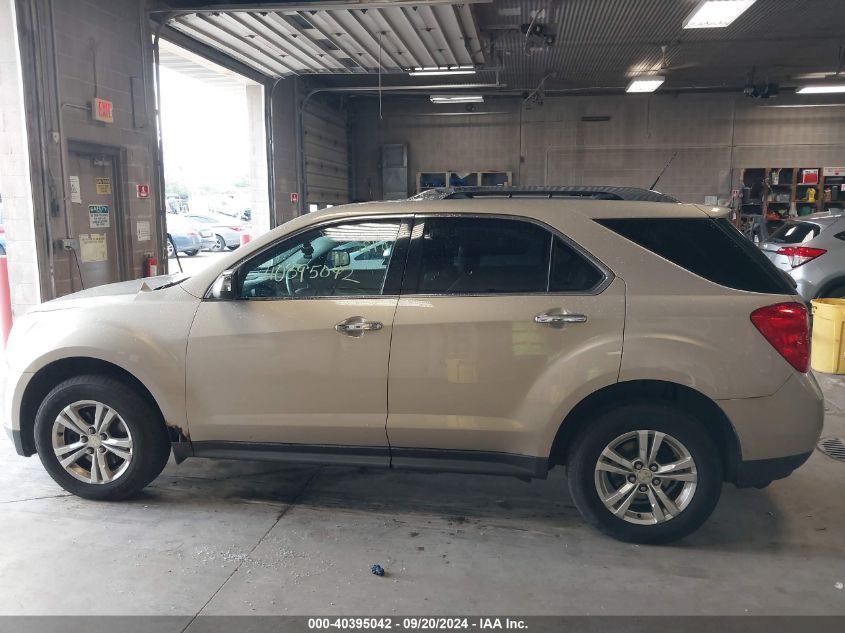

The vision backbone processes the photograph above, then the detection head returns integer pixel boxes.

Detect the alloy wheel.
[51,400,134,484]
[594,430,698,525]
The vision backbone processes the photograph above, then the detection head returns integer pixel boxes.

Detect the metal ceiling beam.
[372,8,423,69]
[150,1,492,14]
[267,12,349,72]
[311,10,380,69]
[425,4,459,67]
[395,6,439,68]
[240,12,330,73]
[193,14,296,75]
[295,10,368,72]
[344,9,405,70]
[458,3,486,64]
[225,13,309,73]
[171,17,285,76]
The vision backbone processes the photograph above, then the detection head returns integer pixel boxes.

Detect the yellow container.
[810,298,845,374]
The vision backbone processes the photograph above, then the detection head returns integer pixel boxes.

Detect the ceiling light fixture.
[430,94,485,104]
[626,75,665,93]
[796,84,845,94]
[410,66,476,77]
[682,0,757,29]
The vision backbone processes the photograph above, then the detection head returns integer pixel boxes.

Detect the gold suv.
[2,187,824,543]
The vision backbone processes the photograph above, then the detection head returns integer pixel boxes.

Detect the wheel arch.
[17,357,182,456]
[815,275,845,299]
[548,379,741,481]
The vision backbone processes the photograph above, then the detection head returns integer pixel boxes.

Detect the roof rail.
[411,185,679,203]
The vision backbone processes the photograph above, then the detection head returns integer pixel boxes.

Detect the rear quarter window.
[768,221,820,244]
[597,217,795,295]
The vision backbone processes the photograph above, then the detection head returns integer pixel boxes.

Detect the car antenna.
[650,150,678,190]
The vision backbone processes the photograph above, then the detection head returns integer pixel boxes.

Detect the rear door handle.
[534,312,588,326]
[335,316,384,337]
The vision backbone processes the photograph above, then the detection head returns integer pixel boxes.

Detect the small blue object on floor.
[371,564,385,577]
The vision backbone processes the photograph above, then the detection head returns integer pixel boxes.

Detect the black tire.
[185,249,199,257]
[34,375,171,501]
[211,235,226,252]
[228,245,239,251]
[167,237,175,259]
[566,402,722,544]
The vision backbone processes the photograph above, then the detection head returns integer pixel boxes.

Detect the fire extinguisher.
[144,253,158,277]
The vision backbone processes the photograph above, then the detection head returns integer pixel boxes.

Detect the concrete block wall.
[48,0,159,296]
[351,93,845,204]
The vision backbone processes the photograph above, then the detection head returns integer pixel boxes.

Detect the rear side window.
[597,217,794,295]
[408,217,604,294]
[768,222,820,244]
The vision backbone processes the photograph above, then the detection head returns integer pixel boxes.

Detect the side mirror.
[211,270,236,300]
[328,251,351,268]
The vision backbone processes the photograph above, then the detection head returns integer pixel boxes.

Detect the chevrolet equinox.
[1,187,824,544]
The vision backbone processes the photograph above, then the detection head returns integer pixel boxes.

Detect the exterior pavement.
[0,375,843,617]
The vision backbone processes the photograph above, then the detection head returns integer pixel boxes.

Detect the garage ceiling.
[166,1,486,77]
[156,0,845,93]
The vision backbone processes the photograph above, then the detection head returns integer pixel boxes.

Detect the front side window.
[409,216,604,294]
[239,220,401,298]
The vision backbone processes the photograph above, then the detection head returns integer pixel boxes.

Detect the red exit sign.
[92,98,113,123]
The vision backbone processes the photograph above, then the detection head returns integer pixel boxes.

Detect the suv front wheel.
[34,375,171,500]
[567,403,722,544]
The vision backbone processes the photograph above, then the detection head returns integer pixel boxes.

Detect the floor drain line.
[817,437,845,462]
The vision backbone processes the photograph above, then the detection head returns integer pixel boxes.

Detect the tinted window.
[768,221,820,244]
[410,217,603,294]
[550,237,604,292]
[239,220,400,298]
[598,218,794,295]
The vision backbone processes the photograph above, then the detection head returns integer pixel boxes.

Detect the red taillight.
[227,226,243,231]
[187,231,198,236]
[750,302,810,372]
[775,246,826,268]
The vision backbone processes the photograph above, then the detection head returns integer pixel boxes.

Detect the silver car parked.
[184,213,245,252]
[760,212,845,300]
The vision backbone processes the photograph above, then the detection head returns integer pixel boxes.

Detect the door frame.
[66,140,131,283]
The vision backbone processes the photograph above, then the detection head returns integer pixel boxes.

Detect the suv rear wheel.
[34,375,171,500]
[567,403,722,544]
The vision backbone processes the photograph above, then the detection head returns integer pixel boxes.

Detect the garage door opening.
[157,39,270,274]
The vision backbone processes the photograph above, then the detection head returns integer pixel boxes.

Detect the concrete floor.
[1,375,844,617]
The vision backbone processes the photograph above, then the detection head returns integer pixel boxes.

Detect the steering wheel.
[285,265,312,296]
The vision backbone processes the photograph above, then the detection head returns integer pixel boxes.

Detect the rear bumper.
[734,451,812,488]
[718,372,823,474]
[5,426,25,455]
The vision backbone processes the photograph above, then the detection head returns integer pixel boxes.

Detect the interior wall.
[351,93,845,203]
[12,0,160,302]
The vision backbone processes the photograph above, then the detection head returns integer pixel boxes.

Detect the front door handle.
[534,312,588,326]
[335,316,384,337]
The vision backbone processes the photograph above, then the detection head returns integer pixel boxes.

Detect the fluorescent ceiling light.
[626,76,665,93]
[410,66,476,77]
[796,84,845,94]
[430,94,485,104]
[683,0,756,29]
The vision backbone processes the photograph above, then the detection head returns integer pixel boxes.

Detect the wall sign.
[79,234,107,263]
[92,98,114,124]
[136,220,151,242]
[69,176,82,204]
[290,192,299,204]
[136,184,150,199]
[823,167,845,177]
[88,204,110,228]
[95,177,112,195]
